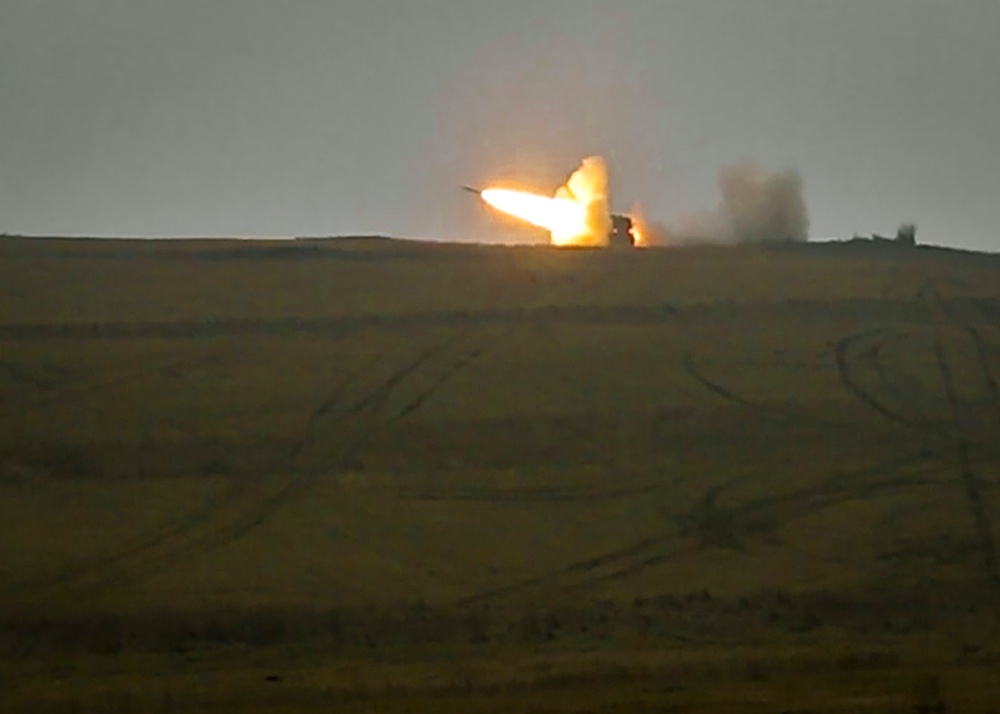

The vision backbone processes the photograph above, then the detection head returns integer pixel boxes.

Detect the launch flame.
[481,156,612,246]
[480,189,586,242]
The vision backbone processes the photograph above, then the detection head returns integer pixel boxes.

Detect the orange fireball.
[480,156,612,246]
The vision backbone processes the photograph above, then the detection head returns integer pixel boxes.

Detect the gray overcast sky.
[1,1,998,250]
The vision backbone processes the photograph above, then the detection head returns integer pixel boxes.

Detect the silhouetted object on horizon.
[896,223,917,246]
[848,222,918,248]
[609,214,637,248]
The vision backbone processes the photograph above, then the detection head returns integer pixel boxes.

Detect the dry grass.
[1,236,1000,710]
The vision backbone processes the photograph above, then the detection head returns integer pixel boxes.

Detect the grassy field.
[1,235,1000,711]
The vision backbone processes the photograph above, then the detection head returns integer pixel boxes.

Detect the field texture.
[1,236,999,711]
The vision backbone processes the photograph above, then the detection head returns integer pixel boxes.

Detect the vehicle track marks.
[834,328,935,431]
[923,287,1000,601]
[457,446,948,607]
[3,260,609,605]
[37,336,476,602]
[682,352,854,431]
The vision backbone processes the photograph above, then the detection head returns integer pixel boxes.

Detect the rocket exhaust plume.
[469,156,807,247]
[480,156,612,246]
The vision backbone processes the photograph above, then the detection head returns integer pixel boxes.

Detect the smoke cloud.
[719,160,809,243]
[637,160,809,246]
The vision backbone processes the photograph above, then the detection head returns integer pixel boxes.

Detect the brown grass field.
[1,235,1000,712]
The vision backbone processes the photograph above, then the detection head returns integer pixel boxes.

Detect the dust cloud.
[636,160,810,246]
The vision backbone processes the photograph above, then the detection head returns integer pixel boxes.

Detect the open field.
[2,235,1000,711]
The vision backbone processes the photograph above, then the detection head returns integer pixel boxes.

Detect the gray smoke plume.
[636,160,809,245]
[719,160,809,243]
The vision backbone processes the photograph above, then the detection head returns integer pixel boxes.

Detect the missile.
[461,185,483,197]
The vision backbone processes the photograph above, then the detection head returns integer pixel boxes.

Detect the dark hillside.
[2,236,999,711]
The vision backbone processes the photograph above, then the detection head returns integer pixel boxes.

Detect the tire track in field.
[455,444,946,607]
[833,328,940,431]
[0,353,383,602]
[144,345,489,593]
[572,451,1000,594]
[460,291,982,606]
[96,343,465,587]
[0,312,483,603]
[528,287,1000,604]
[5,256,612,603]
[589,448,971,594]
[670,450,947,550]
[967,324,1000,420]
[922,287,1000,602]
[938,296,1000,426]
[681,353,856,432]
[135,261,635,591]
[461,321,852,604]
[867,330,944,422]
[827,282,1000,605]
[456,533,678,606]
[0,352,347,599]
[16,332,480,604]
[0,477,247,600]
